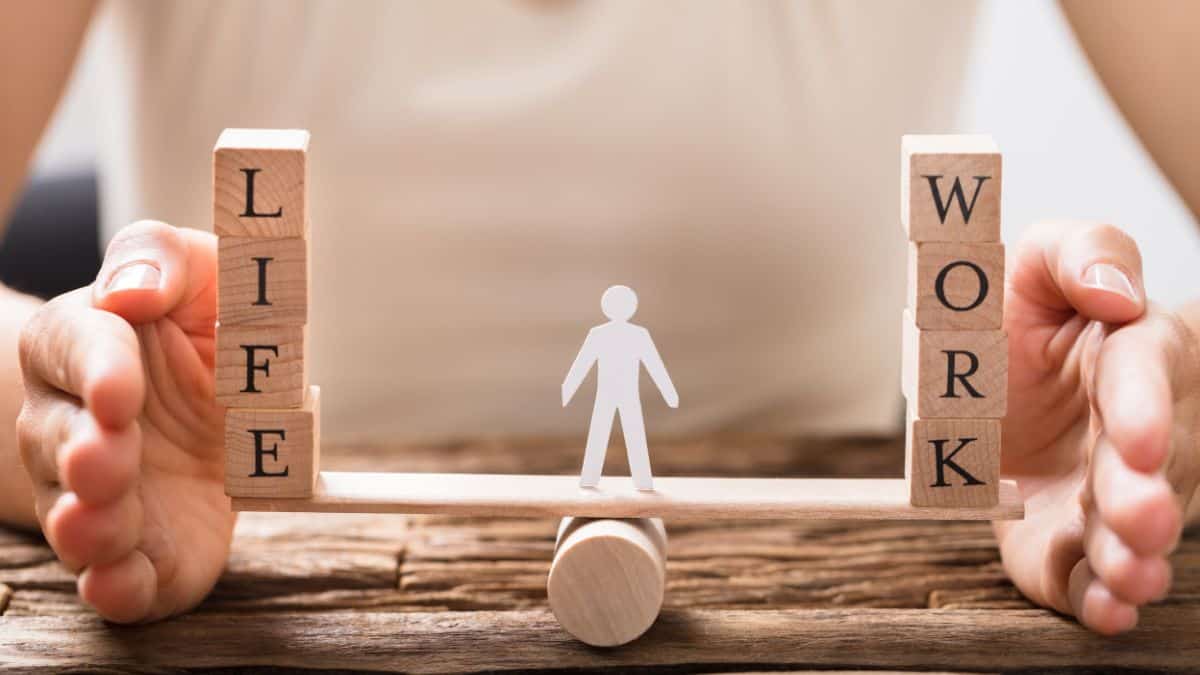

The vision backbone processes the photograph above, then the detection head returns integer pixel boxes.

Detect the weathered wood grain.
[1,436,1197,672]
[3,606,1200,673]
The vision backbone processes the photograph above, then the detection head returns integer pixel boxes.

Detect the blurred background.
[6,1,1196,305]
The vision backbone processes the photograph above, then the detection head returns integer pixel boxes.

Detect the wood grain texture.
[215,323,307,408]
[213,128,309,237]
[901,134,1001,243]
[906,416,1000,508]
[548,517,667,646]
[4,437,1198,672]
[232,471,1022,521]
[225,386,321,498]
[907,242,1004,330]
[218,236,308,326]
[4,607,1200,673]
[902,310,1007,419]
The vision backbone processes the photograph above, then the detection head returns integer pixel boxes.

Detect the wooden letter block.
[225,386,321,498]
[218,237,308,326]
[908,242,1004,329]
[902,310,1007,418]
[216,324,307,408]
[213,128,309,237]
[907,415,1000,507]
[901,134,1001,243]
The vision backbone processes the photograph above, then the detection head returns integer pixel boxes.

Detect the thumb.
[1009,222,1146,324]
[91,220,217,330]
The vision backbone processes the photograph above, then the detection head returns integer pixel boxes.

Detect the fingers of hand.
[92,221,218,333]
[19,290,145,430]
[43,489,142,573]
[1084,506,1172,605]
[1012,222,1145,323]
[92,220,186,324]
[1091,434,1182,557]
[1068,558,1139,636]
[1094,324,1173,473]
[77,549,157,624]
[16,393,81,487]
[18,394,140,502]
[17,388,145,579]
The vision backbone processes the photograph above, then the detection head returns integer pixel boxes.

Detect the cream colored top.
[94,0,979,442]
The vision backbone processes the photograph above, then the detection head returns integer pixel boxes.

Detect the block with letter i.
[214,128,319,499]
[901,134,1007,508]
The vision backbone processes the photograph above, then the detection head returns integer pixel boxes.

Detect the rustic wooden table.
[2,436,1197,672]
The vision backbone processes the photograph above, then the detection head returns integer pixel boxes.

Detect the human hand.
[996,222,1199,635]
[17,220,231,623]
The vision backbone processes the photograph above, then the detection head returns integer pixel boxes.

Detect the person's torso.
[95,0,980,442]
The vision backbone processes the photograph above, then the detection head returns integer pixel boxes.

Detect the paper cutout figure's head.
[601,285,637,322]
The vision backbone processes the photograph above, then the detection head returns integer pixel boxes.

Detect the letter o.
[934,260,988,312]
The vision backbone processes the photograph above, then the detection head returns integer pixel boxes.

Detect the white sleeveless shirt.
[94,0,979,442]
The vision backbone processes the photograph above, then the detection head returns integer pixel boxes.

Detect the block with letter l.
[213,128,310,238]
[901,134,1001,243]
[225,386,321,498]
[902,310,1007,419]
[906,414,999,507]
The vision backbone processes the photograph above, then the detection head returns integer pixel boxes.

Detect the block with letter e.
[906,414,999,507]
[901,134,1001,243]
[225,386,321,498]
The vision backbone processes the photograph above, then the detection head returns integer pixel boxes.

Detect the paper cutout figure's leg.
[580,398,616,488]
[618,400,654,491]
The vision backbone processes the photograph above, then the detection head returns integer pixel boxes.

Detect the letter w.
[923,175,991,224]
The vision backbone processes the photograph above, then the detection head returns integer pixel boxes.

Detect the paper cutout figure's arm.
[562,330,599,406]
[639,330,679,408]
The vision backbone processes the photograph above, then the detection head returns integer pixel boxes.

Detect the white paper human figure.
[562,285,679,491]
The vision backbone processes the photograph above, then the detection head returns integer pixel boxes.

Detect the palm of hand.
[19,224,234,623]
[109,317,231,622]
[997,231,1199,634]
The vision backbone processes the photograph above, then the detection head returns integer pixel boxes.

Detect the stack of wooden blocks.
[214,129,321,500]
[901,135,1006,508]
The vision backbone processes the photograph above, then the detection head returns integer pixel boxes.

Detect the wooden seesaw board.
[232,471,1023,520]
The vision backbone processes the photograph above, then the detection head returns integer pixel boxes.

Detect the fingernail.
[1082,263,1139,303]
[105,262,161,293]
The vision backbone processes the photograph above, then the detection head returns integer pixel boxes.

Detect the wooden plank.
[6,441,1199,672]
[2,606,1198,673]
[233,472,1023,520]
